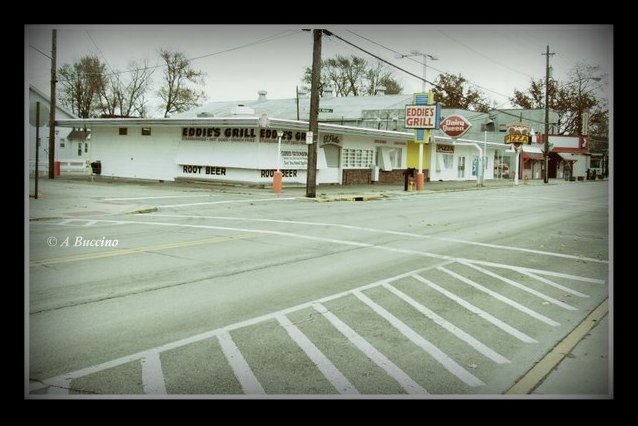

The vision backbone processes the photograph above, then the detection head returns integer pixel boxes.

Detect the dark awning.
[68,129,90,140]
[523,152,544,160]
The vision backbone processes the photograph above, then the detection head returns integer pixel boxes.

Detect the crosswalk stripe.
[460,262,578,310]
[413,274,538,343]
[383,283,510,364]
[277,315,358,395]
[438,266,560,326]
[312,303,427,394]
[141,351,167,394]
[519,271,590,298]
[353,291,485,387]
[217,331,265,394]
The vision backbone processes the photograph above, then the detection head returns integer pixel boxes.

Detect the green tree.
[157,50,206,117]
[302,55,402,96]
[431,73,490,112]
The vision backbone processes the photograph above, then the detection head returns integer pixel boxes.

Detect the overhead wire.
[329,30,549,125]
[344,29,516,102]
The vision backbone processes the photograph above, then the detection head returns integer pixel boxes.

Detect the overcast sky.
[26,24,612,117]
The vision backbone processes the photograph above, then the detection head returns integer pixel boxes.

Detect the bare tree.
[511,63,606,135]
[302,55,403,96]
[96,60,154,118]
[157,50,206,117]
[58,55,107,118]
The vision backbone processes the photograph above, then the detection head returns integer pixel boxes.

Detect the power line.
[29,44,51,60]
[86,30,118,78]
[329,30,549,124]
[436,29,535,80]
[344,29,514,101]
[51,29,302,83]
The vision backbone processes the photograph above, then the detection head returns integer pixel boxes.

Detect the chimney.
[323,86,334,99]
[375,85,386,96]
[257,90,267,102]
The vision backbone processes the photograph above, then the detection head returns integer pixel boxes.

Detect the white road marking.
[148,213,609,264]
[312,303,427,394]
[103,195,217,201]
[412,274,537,344]
[57,218,607,288]
[382,283,510,364]
[353,290,485,387]
[438,266,560,327]
[459,262,577,311]
[84,220,97,227]
[28,264,445,394]
[217,331,265,394]
[159,198,297,208]
[141,351,167,394]
[277,314,358,395]
[32,248,598,393]
[519,271,589,298]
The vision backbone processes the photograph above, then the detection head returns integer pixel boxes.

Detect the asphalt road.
[28,181,609,396]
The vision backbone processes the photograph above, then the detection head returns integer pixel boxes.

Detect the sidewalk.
[27,174,600,220]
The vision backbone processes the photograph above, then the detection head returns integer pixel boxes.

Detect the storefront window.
[342,148,375,168]
[442,154,453,169]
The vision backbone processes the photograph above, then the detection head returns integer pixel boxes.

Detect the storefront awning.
[558,152,579,161]
[523,152,544,160]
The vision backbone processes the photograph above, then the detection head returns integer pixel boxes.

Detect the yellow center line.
[30,233,260,266]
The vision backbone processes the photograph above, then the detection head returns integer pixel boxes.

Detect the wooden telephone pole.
[48,29,57,179]
[306,29,322,198]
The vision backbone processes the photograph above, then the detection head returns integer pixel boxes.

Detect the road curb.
[505,298,609,395]
[316,194,386,203]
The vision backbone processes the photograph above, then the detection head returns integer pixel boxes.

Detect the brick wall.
[342,169,371,185]
[378,169,404,184]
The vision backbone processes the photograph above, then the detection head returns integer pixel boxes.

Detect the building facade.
[56,116,412,185]
[28,85,89,174]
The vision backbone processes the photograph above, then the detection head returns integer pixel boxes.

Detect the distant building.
[28,85,90,175]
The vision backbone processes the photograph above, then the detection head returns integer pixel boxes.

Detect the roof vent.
[257,90,267,102]
[323,86,334,98]
[230,104,255,115]
[375,85,386,96]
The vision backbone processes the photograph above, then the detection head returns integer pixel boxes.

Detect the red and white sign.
[405,105,437,129]
[439,115,471,138]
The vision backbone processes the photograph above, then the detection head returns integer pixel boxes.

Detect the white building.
[28,85,89,174]
[56,115,412,185]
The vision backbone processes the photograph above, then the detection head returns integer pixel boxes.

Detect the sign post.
[503,122,531,186]
[405,92,440,191]
[273,130,284,193]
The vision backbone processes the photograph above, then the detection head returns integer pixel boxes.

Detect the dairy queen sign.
[439,115,472,138]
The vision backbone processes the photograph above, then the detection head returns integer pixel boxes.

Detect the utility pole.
[542,45,554,184]
[306,29,322,198]
[48,29,57,179]
[296,85,300,121]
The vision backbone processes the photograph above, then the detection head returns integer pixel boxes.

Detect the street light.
[396,50,438,92]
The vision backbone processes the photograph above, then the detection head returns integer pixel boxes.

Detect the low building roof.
[56,116,413,140]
